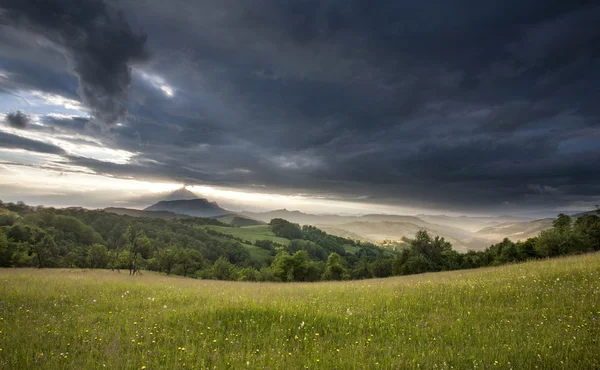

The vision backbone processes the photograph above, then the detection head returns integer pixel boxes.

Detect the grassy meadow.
[203,225,291,245]
[1,253,599,369]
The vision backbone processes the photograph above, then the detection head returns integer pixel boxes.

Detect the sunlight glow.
[0,125,136,164]
[137,70,176,98]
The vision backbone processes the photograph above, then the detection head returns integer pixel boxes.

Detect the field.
[203,225,291,246]
[1,254,599,369]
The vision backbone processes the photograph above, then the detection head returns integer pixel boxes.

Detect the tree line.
[1,200,598,282]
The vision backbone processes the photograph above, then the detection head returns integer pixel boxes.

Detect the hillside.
[2,253,598,369]
[202,225,291,246]
[103,207,191,220]
[240,209,490,250]
[476,218,555,242]
[145,198,230,218]
[214,214,265,227]
[318,221,473,252]
[416,214,530,232]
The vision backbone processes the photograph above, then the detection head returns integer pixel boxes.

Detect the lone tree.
[123,226,150,275]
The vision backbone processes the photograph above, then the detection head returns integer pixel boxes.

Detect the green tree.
[270,218,303,239]
[179,248,204,277]
[553,214,572,232]
[322,253,348,280]
[272,250,294,282]
[0,230,11,267]
[155,246,180,275]
[535,229,573,257]
[211,256,238,280]
[573,214,600,252]
[351,256,373,279]
[30,229,57,268]
[87,244,108,268]
[123,227,150,275]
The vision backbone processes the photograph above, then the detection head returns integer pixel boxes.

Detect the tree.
[270,218,303,239]
[573,214,600,252]
[87,244,108,268]
[212,256,237,280]
[29,229,57,268]
[272,250,294,282]
[155,246,180,275]
[553,214,572,232]
[370,258,393,278]
[535,228,573,257]
[179,248,204,277]
[322,253,348,280]
[0,231,11,267]
[123,227,150,275]
[351,256,373,279]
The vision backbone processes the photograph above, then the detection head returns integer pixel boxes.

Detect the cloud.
[4,110,29,128]
[0,0,599,214]
[0,0,149,125]
[0,131,66,155]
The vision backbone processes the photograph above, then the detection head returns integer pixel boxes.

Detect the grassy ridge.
[1,253,599,369]
[203,225,291,246]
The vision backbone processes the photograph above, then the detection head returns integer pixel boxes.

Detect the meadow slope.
[1,253,599,369]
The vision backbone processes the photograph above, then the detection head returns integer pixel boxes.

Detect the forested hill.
[0,201,391,280]
[1,201,599,282]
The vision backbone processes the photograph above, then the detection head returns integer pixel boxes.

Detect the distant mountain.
[416,214,531,232]
[572,210,600,218]
[104,207,191,220]
[475,218,554,242]
[215,214,265,227]
[239,209,346,225]
[145,198,230,218]
[317,221,474,253]
[515,210,588,219]
[240,209,489,251]
[164,187,198,201]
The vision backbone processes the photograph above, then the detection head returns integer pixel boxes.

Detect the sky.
[0,0,599,216]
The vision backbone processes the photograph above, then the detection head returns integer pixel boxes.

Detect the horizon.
[1,1,599,217]
[0,185,592,220]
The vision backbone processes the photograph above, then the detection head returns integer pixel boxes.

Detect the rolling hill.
[145,198,230,218]
[103,207,191,219]
[475,218,555,242]
[317,221,473,253]
[2,253,598,369]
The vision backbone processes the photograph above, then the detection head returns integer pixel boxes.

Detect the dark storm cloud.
[0,131,66,155]
[4,111,29,129]
[1,0,599,213]
[0,58,79,99]
[0,0,148,125]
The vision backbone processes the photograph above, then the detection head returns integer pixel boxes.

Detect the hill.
[475,218,555,242]
[317,221,474,252]
[1,252,598,369]
[145,198,230,218]
[103,207,191,219]
[240,209,490,250]
[202,224,291,246]
[163,187,199,201]
[214,214,265,227]
[416,214,530,232]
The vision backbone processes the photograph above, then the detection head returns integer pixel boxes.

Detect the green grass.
[1,253,599,369]
[342,244,361,254]
[241,243,273,263]
[203,225,290,246]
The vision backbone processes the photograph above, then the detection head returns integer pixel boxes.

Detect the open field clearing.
[1,253,599,369]
[203,225,291,246]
